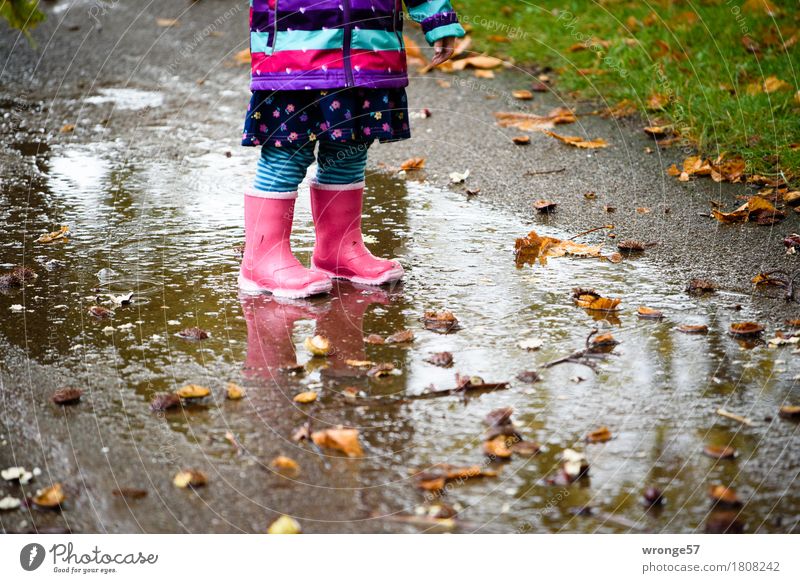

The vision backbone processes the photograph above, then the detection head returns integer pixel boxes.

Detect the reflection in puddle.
[1,141,799,534]
[83,88,164,111]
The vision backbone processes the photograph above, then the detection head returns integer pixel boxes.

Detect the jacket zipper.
[269,0,279,54]
[342,0,354,86]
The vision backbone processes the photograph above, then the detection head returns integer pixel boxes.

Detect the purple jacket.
[249,0,466,90]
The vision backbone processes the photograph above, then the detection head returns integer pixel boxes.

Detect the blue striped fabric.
[254,141,370,194]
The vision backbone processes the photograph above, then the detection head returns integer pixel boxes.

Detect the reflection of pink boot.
[238,191,332,299]
[240,294,325,376]
[310,182,404,286]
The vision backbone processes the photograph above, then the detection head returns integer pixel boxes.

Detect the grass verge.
[451,0,799,179]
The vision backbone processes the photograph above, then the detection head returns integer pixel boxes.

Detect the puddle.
[83,88,164,111]
[1,141,799,534]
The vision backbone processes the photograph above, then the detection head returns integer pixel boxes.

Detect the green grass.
[451,0,800,179]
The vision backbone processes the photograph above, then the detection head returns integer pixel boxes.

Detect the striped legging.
[253,140,370,194]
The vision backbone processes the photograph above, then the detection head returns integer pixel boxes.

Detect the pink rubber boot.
[309,182,404,286]
[238,191,332,299]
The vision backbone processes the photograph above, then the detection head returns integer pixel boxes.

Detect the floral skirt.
[241,87,411,147]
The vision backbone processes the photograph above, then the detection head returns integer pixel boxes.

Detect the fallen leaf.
[293,391,317,404]
[150,393,181,412]
[708,485,742,507]
[572,288,621,312]
[173,470,207,488]
[778,405,800,419]
[226,382,245,400]
[423,310,460,332]
[687,278,717,294]
[33,484,65,508]
[112,488,148,500]
[304,335,332,356]
[602,100,638,118]
[646,92,670,111]
[543,130,608,149]
[364,333,385,344]
[729,322,765,337]
[586,426,612,443]
[589,332,619,352]
[451,55,504,70]
[618,240,656,253]
[704,445,737,459]
[400,157,425,171]
[511,441,541,456]
[52,388,82,405]
[638,306,664,320]
[483,436,513,459]
[533,199,557,213]
[516,370,540,383]
[413,464,497,491]
[270,456,299,472]
[494,107,576,131]
[511,135,530,145]
[515,230,611,266]
[643,125,673,138]
[311,427,363,457]
[60,123,75,133]
[512,89,534,100]
[677,324,708,334]
[345,359,374,368]
[711,196,783,224]
[88,305,112,319]
[474,69,494,78]
[175,384,211,399]
[386,329,415,344]
[367,362,396,378]
[747,75,791,95]
[424,351,453,367]
[156,17,180,27]
[267,515,302,534]
[177,327,209,340]
[232,48,250,65]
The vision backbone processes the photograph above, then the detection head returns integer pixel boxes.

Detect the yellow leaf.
[33,483,65,508]
[267,515,302,534]
[293,391,317,404]
[36,225,70,243]
[175,384,211,399]
[494,107,576,131]
[311,427,363,457]
[226,382,245,400]
[543,130,608,149]
[400,157,426,171]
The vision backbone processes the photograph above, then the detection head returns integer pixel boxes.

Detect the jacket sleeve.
[403,0,466,45]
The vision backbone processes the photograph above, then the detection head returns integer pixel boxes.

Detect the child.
[239,0,465,298]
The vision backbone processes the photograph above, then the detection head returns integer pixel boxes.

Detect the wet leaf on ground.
[729,322,765,337]
[36,226,69,244]
[293,391,317,404]
[704,445,737,459]
[311,427,363,457]
[364,333,385,344]
[778,405,800,419]
[385,329,415,344]
[173,470,207,488]
[33,483,65,508]
[686,278,717,294]
[345,359,374,368]
[637,306,664,320]
[618,240,656,254]
[424,351,453,367]
[572,288,621,312]
[270,456,300,473]
[586,426,613,443]
[112,488,148,500]
[177,327,209,340]
[88,305,113,319]
[511,89,534,100]
[483,435,513,459]
[515,231,609,266]
[52,387,82,405]
[543,130,608,149]
[304,335,332,356]
[516,370,541,383]
[367,362,396,378]
[150,393,181,411]
[510,440,541,456]
[677,324,708,334]
[711,196,784,224]
[400,157,425,171]
[422,310,460,333]
[175,384,211,399]
[451,55,504,70]
[267,514,302,534]
[512,135,530,145]
[413,464,497,491]
[708,485,742,507]
[533,199,557,213]
[226,382,245,400]
[494,107,576,131]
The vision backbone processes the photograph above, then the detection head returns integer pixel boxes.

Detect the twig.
[716,408,754,426]
[524,167,566,176]
[568,225,614,241]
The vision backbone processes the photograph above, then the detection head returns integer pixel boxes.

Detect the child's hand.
[430,36,456,67]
